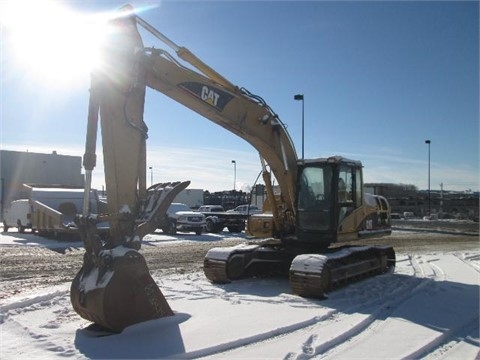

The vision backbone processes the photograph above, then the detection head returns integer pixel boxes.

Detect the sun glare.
[2,0,110,87]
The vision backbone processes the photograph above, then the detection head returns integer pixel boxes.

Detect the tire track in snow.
[402,315,480,360]
[259,255,432,359]
[0,288,69,323]
[4,316,79,358]
[286,255,434,359]
[427,258,446,281]
[202,255,429,359]
[457,253,480,274]
[317,254,479,359]
[403,254,480,359]
[0,288,80,359]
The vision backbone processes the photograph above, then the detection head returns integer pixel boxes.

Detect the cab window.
[297,166,332,231]
[338,167,353,204]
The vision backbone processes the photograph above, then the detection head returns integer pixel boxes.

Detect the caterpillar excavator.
[71,5,395,333]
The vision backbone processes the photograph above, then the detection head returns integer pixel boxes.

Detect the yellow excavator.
[71,5,394,333]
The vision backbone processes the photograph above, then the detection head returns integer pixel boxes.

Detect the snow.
[0,231,479,359]
[77,266,113,293]
[290,253,328,274]
[206,243,260,260]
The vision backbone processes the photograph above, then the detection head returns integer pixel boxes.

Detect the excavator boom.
[141,45,298,232]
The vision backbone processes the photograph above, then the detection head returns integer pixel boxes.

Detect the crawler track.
[289,246,395,298]
[204,244,396,299]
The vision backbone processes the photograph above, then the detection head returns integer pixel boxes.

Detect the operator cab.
[295,156,364,248]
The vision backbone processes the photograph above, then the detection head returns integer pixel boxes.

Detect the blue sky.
[1,0,478,192]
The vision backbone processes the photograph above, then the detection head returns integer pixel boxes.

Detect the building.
[0,150,84,218]
[173,189,204,209]
[203,190,250,210]
[366,182,479,221]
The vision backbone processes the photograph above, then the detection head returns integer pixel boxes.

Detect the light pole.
[0,177,4,221]
[294,94,305,160]
[231,160,236,191]
[149,166,153,187]
[425,140,431,216]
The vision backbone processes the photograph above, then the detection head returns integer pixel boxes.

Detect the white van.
[3,199,32,233]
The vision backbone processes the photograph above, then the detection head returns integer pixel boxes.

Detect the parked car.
[197,204,245,233]
[197,205,225,213]
[227,204,261,215]
[160,203,206,235]
[403,211,416,219]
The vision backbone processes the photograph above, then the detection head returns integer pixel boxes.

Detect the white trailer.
[18,184,107,237]
[3,199,32,233]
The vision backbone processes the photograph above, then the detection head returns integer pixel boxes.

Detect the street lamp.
[0,177,4,221]
[149,166,153,187]
[231,160,236,191]
[425,140,431,216]
[294,94,305,160]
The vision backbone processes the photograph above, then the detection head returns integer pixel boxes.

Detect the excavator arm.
[71,8,190,333]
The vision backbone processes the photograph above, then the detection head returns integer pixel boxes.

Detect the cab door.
[336,165,363,236]
[295,164,335,247]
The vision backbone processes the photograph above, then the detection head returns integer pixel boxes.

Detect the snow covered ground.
[0,231,479,359]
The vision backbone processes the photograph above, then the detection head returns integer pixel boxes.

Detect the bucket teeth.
[135,180,191,239]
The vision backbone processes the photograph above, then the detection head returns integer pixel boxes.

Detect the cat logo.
[178,82,234,111]
[201,86,220,107]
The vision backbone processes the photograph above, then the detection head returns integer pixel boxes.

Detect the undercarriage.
[204,240,396,298]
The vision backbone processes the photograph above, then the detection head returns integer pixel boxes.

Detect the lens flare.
[2,0,112,87]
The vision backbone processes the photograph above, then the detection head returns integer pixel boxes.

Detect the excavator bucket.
[71,181,190,333]
[71,248,173,333]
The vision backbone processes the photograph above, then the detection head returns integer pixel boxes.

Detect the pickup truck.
[197,205,247,233]
[227,204,262,215]
[160,203,206,235]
